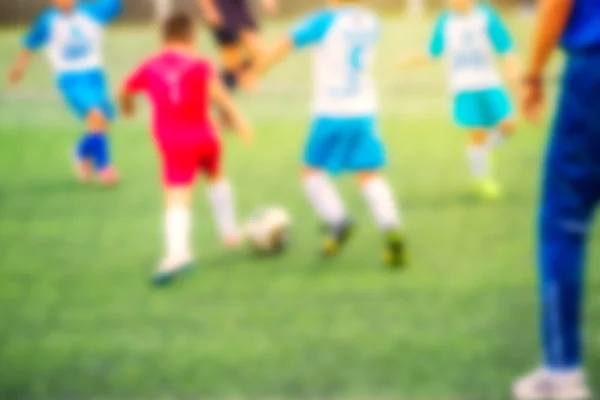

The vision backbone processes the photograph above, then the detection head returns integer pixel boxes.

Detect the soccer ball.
[244,206,291,255]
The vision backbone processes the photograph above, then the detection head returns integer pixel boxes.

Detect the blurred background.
[0,0,534,22]
[0,1,598,400]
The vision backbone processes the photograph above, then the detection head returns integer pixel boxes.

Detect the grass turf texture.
[1,15,599,400]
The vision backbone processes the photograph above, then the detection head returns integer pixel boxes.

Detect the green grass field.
[0,15,599,400]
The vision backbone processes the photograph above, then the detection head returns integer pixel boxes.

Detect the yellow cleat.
[473,178,502,200]
[321,220,353,258]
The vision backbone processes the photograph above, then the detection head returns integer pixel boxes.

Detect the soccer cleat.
[98,166,120,186]
[152,255,194,286]
[383,230,408,268]
[321,219,354,258]
[473,177,502,200]
[512,367,591,400]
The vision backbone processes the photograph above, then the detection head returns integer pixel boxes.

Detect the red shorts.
[158,135,221,186]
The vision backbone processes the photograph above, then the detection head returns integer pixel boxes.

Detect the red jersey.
[123,50,215,144]
[123,50,221,185]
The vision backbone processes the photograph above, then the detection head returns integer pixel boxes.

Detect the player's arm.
[522,0,574,121]
[197,0,222,27]
[397,52,433,69]
[261,0,279,16]
[8,14,49,85]
[527,0,574,78]
[119,65,147,118]
[210,77,253,143]
[86,0,123,24]
[398,13,446,70]
[7,50,34,86]
[119,91,137,117]
[486,6,522,92]
[243,10,333,91]
[254,37,293,77]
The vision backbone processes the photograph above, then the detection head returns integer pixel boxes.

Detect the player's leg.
[355,170,407,267]
[202,139,242,248]
[84,108,119,185]
[62,71,118,185]
[454,90,500,198]
[347,117,407,267]
[513,58,598,399]
[303,166,352,256]
[466,128,501,199]
[302,118,351,256]
[486,87,517,149]
[513,132,596,400]
[153,149,198,285]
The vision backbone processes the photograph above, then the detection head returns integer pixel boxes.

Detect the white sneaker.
[513,367,591,400]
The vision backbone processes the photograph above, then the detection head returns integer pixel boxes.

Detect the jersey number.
[336,43,367,97]
[63,25,91,60]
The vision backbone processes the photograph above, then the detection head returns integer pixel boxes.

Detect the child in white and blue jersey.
[249,0,407,267]
[8,0,122,185]
[399,0,521,199]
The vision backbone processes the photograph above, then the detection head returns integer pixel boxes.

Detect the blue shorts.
[57,69,115,121]
[453,87,513,128]
[303,116,386,174]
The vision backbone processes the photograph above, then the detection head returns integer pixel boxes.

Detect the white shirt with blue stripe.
[290,6,379,117]
[429,4,513,93]
[23,0,122,76]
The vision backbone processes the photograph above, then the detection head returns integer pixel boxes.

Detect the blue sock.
[75,134,96,161]
[87,133,111,171]
[539,220,586,370]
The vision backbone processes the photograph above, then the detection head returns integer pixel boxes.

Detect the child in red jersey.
[120,13,252,285]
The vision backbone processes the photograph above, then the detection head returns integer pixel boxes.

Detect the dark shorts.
[211,0,258,46]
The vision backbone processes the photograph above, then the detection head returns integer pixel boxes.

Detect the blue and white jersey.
[290,6,379,117]
[23,0,122,75]
[429,5,513,93]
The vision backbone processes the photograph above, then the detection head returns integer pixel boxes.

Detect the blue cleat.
[151,256,194,287]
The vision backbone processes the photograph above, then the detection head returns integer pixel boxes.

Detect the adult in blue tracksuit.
[514,0,600,399]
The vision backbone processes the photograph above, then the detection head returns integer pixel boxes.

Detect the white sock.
[165,205,191,261]
[467,144,490,179]
[207,179,237,240]
[487,129,506,149]
[361,176,401,231]
[302,173,347,226]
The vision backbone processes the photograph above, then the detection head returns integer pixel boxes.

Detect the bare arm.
[119,91,137,117]
[527,0,574,76]
[502,52,522,92]
[241,37,293,92]
[521,0,574,121]
[197,0,222,27]
[397,52,433,69]
[210,77,253,143]
[7,49,34,86]
[255,37,293,77]
[261,0,279,15]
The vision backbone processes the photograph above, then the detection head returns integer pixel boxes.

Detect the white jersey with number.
[23,0,121,75]
[290,6,379,117]
[428,5,514,93]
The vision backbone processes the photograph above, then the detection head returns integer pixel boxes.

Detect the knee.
[469,129,487,145]
[498,119,517,136]
[301,167,322,179]
[86,109,108,132]
[355,171,379,186]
